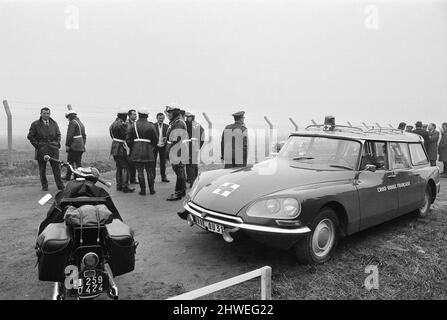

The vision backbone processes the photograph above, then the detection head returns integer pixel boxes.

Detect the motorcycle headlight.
[246,197,301,219]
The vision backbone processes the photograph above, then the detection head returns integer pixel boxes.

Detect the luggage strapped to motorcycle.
[77,206,102,246]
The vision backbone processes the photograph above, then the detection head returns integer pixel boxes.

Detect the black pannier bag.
[105,219,137,276]
[36,223,72,282]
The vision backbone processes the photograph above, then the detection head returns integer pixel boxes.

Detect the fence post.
[264,116,274,157]
[261,266,272,300]
[362,122,370,130]
[289,117,298,131]
[202,112,213,162]
[3,100,13,167]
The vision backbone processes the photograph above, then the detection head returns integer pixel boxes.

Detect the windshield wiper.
[292,156,314,161]
[329,164,353,170]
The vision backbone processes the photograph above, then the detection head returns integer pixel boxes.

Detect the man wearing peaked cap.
[412,121,429,151]
[109,108,134,193]
[127,108,157,195]
[138,108,149,115]
[64,109,87,181]
[232,111,245,119]
[221,110,248,168]
[165,104,188,201]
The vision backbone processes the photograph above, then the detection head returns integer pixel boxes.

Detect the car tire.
[294,208,339,264]
[416,185,432,218]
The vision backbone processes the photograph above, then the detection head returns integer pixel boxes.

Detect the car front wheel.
[417,185,432,218]
[294,208,339,264]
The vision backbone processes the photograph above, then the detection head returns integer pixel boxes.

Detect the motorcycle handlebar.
[44,155,111,188]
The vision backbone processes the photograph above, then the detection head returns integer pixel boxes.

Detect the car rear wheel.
[417,185,431,218]
[294,208,339,264]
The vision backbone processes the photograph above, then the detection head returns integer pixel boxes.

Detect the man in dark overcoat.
[27,107,64,191]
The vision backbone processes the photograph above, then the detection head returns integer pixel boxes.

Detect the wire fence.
[2,98,442,167]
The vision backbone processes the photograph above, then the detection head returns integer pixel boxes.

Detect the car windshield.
[277,135,361,170]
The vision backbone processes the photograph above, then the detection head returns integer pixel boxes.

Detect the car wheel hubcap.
[312,219,335,258]
[421,189,430,214]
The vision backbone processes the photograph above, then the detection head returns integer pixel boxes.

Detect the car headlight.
[246,197,301,219]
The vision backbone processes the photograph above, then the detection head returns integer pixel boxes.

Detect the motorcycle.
[35,155,137,300]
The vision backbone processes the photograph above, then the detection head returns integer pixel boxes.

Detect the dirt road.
[0,171,446,300]
[0,170,291,300]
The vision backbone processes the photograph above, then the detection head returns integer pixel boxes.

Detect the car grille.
[186,202,244,224]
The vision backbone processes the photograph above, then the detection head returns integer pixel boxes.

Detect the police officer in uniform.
[166,105,188,201]
[109,109,135,193]
[220,111,248,168]
[64,110,87,180]
[126,109,138,184]
[127,108,157,196]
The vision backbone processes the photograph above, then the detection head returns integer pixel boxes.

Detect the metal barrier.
[167,266,272,300]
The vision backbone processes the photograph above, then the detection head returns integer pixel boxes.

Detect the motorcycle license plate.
[79,271,107,296]
[193,216,224,234]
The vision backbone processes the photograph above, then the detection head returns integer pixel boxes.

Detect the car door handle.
[388,174,397,178]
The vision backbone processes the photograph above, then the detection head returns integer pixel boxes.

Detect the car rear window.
[408,143,428,166]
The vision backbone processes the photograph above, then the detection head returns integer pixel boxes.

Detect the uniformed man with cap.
[221,111,248,168]
[64,109,87,180]
[127,108,157,196]
[109,109,135,193]
[185,111,205,187]
[165,104,188,201]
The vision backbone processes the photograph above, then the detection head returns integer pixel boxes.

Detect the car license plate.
[194,216,224,234]
[79,271,107,296]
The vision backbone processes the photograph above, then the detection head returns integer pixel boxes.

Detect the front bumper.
[183,202,311,235]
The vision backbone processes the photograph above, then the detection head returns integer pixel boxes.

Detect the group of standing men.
[27,105,251,195]
[27,107,86,191]
[109,104,207,200]
[399,121,447,176]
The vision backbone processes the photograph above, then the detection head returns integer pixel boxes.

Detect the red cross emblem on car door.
[212,182,240,197]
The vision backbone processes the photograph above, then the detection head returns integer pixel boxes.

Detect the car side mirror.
[364,164,377,172]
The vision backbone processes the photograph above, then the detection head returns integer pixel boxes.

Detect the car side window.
[360,141,388,170]
[409,143,429,165]
[389,142,411,169]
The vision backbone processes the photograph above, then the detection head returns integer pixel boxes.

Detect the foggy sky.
[1,0,446,139]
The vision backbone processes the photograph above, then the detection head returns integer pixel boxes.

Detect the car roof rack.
[365,128,405,135]
[305,124,365,134]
